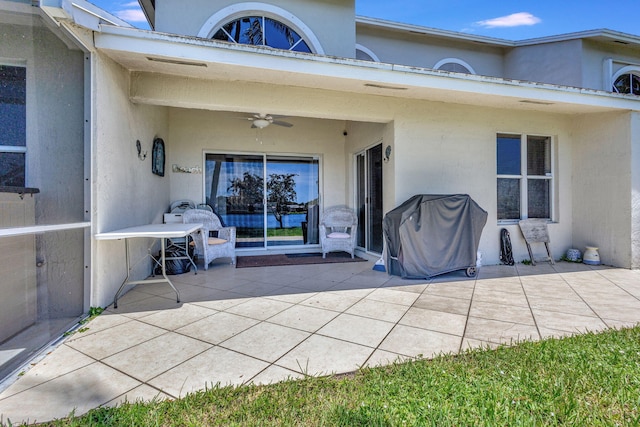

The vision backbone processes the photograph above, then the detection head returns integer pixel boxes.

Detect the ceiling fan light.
[253,118,270,129]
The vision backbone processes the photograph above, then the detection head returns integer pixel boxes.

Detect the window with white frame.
[497,134,553,221]
[0,65,26,187]
[355,44,380,62]
[434,58,476,75]
[612,68,640,95]
[212,15,312,53]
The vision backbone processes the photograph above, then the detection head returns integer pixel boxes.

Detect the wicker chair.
[182,209,236,269]
[320,206,358,258]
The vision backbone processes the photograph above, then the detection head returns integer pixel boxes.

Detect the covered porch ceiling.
[63,23,638,122]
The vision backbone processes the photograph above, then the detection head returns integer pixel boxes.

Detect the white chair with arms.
[182,209,236,269]
[320,206,358,259]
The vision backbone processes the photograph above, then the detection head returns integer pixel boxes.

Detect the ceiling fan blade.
[272,120,293,128]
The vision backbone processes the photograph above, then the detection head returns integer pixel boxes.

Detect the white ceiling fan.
[238,113,293,129]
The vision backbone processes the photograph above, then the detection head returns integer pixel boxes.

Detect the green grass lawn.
[267,227,302,238]
[25,326,640,426]
[235,227,303,239]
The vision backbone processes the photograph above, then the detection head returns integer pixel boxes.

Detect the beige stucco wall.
[343,120,394,214]
[572,111,633,268]
[166,109,348,208]
[129,73,585,266]
[155,0,355,58]
[632,111,640,268]
[355,25,504,77]
[92,53,170,307]
[391,103,574,266]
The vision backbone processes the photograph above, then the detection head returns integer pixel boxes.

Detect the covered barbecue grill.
[383,194,487,279]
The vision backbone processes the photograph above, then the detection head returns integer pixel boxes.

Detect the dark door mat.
[236,252,367,268]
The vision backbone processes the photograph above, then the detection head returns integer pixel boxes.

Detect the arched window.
[612,67,640,95]
[198,3,324,54]
[213,16,311,52]
[433,58,476,75]
[355,44,380,62]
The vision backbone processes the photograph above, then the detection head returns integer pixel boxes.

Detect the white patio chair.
[182,209,236,269]
[320,206,358,258]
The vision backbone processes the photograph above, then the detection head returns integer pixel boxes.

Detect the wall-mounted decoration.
[152,138,165,176]
[384,145,392,162]
[136,140,147,161]
[172,164,202,174]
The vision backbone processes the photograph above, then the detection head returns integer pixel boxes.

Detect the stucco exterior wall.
[505,40,583,87]
[343,120,393,214]
[166,109,348,209]
[632,111,640,269]
[129,72,584,266]
[155,0,355,58]
[572,112,632,268]
[355,25,504,77]
[582,40,640,92]
[1,15,86,318]
[0,21,85,223]
[392,103,574,266]
[92,53,170,307]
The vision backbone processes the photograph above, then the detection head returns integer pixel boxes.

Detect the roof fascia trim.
[514,29,640,47]
[62,0,132,31]
[356,16,640,49]
[355,16,514,47]
[93,25,640,112]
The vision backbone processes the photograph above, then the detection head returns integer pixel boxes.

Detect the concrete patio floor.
[1,259,640,424]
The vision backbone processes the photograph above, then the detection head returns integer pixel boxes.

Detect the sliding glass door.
[205,154,265,248]
[266,156,319,247]
[356,144,383,254]
[205,153,319,249]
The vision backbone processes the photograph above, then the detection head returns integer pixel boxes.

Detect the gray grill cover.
[383,194,487,278]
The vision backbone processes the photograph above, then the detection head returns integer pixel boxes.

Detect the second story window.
[613,71,640,95]
[434,58,476,75]
[213,16,312,53]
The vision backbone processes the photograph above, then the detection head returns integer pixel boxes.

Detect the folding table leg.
[525,242,536,266]
[160,238,181,303]
[545,242,555,265]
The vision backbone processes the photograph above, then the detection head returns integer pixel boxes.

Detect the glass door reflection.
[206,153,319,249]
[205,153,265,248]
[266,156,319,247]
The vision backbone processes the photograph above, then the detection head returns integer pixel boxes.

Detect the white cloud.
[115,8,147,23]
[476,12,541,28]
[123,1,139,6]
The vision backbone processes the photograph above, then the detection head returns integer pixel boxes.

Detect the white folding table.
[95,223,202,308]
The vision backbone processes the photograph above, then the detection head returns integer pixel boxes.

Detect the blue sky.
[92,0,640,40]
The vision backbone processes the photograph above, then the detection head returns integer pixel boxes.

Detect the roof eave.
[137,0,154,30]
[356,16,640,49]
[355,16,514,47]
[514,28,640,47]
[89,24,640,116]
